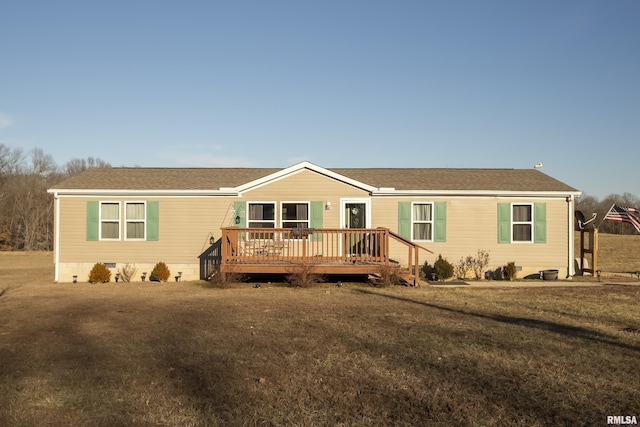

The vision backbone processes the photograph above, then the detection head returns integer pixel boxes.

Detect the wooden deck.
[218,227,431,284]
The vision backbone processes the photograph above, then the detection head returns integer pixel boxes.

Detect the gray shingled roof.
[49,166,579,193]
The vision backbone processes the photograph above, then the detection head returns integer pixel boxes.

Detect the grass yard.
[1,251,639,426]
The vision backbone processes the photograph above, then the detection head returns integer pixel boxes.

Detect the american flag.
[604,204,640,232]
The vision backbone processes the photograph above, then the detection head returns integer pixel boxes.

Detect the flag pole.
[597,203,616,229]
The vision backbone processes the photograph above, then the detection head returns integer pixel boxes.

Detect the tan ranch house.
[47,161,581,284]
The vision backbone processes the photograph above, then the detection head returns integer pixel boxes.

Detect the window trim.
[124,201,147,241]
[280,201,311,229]
[411,202,434,242]
[99,201,121,241]
[511,203,533,243]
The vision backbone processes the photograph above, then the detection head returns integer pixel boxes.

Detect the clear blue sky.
[1,0,638,199]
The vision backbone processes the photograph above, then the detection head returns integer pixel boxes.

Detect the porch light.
[72,275,77,284]
[325,201,331,210]
[210,236,215,245]
[596,270,601,282]
[175,272,182,282]
[142,272,147,281]
[115,273,120,283]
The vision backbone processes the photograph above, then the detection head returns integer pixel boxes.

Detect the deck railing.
[221,227,387,263]
[220,227,432,283]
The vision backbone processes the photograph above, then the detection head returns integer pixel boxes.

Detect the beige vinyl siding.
[59,196,238,264]
[241,169,369,229]
[371,196,569,276]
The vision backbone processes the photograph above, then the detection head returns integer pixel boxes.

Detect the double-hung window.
[100,202,120,240]
[248,203,276,228]
[412,202,433,241]
[281,202,309,229]
[125,202,146,240]
[247,202,276,240]
[512,204,533,242]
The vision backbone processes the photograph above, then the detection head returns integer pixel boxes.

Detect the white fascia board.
[372,189,583,198]
[46,189,239,197]
[234,161,379,193]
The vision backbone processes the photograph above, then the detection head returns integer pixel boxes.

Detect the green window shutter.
[534,203,547,244]
[497,203,511,243]
[434,202,447,242]
[310,201,323,242]
[146,201,159,241]
[234,201,246,227]
[398,202,411,239]
[86,201,99,241]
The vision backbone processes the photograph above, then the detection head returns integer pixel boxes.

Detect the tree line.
[0,144,110,251]
[0,143,637,251]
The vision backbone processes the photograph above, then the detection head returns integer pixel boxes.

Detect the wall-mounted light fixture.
[209,235,215,245]
[596,269,601,282]
[72,275,77,284]
[141,272,147,282]
[175,271,182,282]
[325,201,331,210]
[115,273,120,283]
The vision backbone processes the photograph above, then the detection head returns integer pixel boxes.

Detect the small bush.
[471,249,490,280]
[503,262,517,281]
[117,263,138,283]
[207,270,245,288]
[373,264,404,287]
[89,262,111,283]
[285,263,325,288]
[150,261,171,282]
[455,256,474,279]
[434,254,454,281]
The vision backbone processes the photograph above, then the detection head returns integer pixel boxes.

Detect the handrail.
[220,227,432,285]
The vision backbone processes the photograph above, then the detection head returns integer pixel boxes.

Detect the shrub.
[434,254,454,281]
[374,264,404,287]
[89,262,111,283]
[471,249,490,280]
[285,263,325,288]
[150,261,171,282]
[455,255,474,279]
[503,262,517,281]
[207,270,245,288]
[117,263,138,283]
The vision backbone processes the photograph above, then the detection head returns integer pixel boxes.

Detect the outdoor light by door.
[596,270,601,282]
[72,275,77,284]
[209,236,215,245]
[115,273,120,282]
[141,272,147,281]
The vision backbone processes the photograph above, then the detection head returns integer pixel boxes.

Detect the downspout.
[567,195,574,278]
[54,192,60,282]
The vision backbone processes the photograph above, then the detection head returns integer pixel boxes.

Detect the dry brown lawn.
[1,247,639,426]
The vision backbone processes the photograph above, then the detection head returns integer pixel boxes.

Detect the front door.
[341,199,371,257]
[344,202,366,229]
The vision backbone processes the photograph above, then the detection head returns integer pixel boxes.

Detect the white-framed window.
[512,203,533,242]
[100,201,121,240]
[125,201,146,240]
[281,202,310,229]
[412,202,433,241]
[248,202,276,228]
